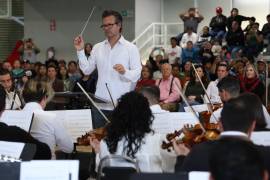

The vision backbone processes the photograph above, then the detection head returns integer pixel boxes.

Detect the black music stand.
[0,162,20,180]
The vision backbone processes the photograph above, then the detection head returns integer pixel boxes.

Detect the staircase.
[132,22,183,64]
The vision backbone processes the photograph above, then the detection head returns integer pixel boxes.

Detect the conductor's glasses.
[100,23,118,29]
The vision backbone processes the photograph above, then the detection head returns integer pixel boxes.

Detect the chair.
[97,155,139,180]
[129,172,188,180]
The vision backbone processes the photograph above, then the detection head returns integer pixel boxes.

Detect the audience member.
[135,66,155,91]
[209,7,227,40]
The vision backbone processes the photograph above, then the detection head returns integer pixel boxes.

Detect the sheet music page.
[20,160,79,180]
[251,131,270,146]
[189,171,209,180]
[0,110,33,132]
[0,141,24,158]
[152,112,198,134]
[49,109,92,142]
[184,104,209,113]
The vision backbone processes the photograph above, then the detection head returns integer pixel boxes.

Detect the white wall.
[197,0,231,31]
[163,0,231,33]
[135,0,162,36]
[233,0,269,29]
[24,0,135,62]
[163,0,194,23]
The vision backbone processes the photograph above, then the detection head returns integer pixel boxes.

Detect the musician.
[174,93,270,172]
[74,10,142,103]
[0,69,22,110]
[210,76,270,130]
[209,138,269,180]
[22,80,73,158]
[0,85,51,159]
[90,92,171,172]
[139,85,168,114]
[204,63,229,104]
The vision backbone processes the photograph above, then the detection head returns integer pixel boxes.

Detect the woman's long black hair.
[105,91,154,158]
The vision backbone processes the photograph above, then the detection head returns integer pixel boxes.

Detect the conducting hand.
[113,64,126,74]
[74,35,85,51]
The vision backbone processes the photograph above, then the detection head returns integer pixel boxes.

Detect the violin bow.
[76,82,110,123]
[175,82,206,133]
[80,6,96,37]
[191,63,220,121]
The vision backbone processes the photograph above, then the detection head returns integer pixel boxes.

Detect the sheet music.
[251,131,270,146]
[0,141,24,159]
[20,160,79,180]
[49,109,93,142]
[0,110,33,132]
[152,112,198,134]
[189,171,209,180]
[184,104,209,113]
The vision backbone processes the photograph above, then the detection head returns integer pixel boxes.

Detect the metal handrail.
[132,22,183,63]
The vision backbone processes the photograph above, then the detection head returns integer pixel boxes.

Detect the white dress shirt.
[77,36,142,102]
[5,91,21,110]
[210,105,270,129]
[97,133,174,172]
[23,102,73,158]
[180,32,198,48]
[204,80,222,104]
[220,131,248,138]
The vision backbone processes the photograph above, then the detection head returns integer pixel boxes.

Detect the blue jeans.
[209,30,226,40]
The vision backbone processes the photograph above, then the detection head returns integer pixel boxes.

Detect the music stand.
[0,162,20,180]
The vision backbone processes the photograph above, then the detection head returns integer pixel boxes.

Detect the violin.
[77,127,107,145]
[161,124,203,151]
[161,122,220,151]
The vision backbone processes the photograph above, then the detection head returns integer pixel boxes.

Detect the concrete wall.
[135,0,162,37]
[24,0,135,62]
[233,0,269,29]
[163,0,231,33]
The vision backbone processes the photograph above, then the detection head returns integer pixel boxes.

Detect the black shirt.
[0,122,51,159]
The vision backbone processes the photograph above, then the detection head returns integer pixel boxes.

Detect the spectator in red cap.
[209,7,227,40]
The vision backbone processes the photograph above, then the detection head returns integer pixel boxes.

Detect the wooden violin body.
[77,127,107,145]
[161,106,221,151]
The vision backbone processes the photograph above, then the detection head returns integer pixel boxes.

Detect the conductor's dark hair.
[105,91,154,158]
[209,138,265,180]
[102,10,123,32]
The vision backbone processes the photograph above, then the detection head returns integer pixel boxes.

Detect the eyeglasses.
[100,23,118,29]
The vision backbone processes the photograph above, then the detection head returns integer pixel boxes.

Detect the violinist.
[22,80,73,158]
[210,77,270,130]
[174,93,270,173]
[90,91,172,172]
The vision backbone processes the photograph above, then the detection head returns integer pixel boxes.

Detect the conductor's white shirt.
[77,36,142,102]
